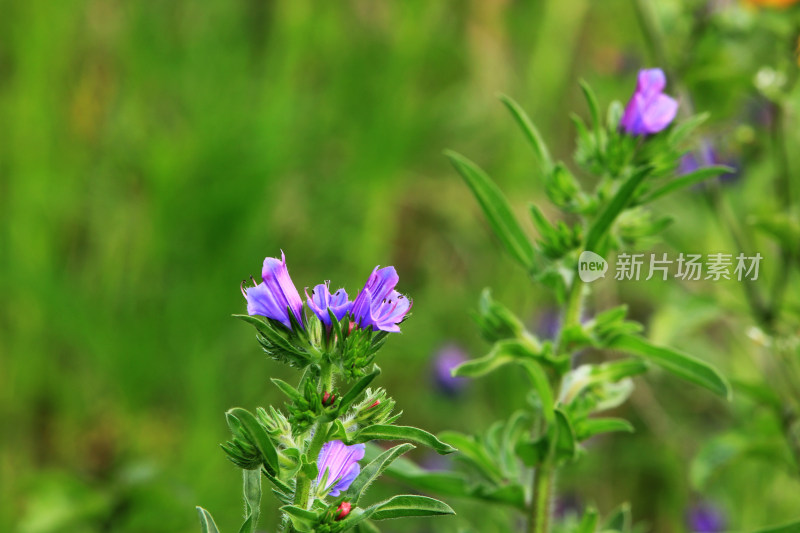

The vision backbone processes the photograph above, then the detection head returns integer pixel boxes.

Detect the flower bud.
[336,501,352,521]
[322,391,337,407]
[475,289,526,342]
[352,388,397,427]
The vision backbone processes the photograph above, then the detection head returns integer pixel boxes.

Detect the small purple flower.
[620,68,679,135]
[241,252,305,330]
[680,142,740,185]
[687,502,726,533]
[306,282,352,326]
[316,440,365,497]
[352,266,412,333]
[432,344,469,395]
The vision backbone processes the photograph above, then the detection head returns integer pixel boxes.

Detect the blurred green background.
[2,0,799,532]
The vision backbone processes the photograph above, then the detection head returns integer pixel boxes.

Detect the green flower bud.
[351,388,397,427]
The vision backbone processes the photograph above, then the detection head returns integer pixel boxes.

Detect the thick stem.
[529,462,554,533]
[292,363,334,511]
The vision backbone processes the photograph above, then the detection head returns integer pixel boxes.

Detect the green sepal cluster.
[235,307,394,381]
[220,408,280,474]
[283,495,453,533]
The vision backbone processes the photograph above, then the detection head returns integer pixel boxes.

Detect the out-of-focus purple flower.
[620,68,679,135]
[554,493,582,520]
[306,282,351,327]
[432,344,469,395]
[242,252,304,330]
[316,440,365,497]
[537,310,561,340]
[687,502,726,533]
[352,266,411,333]
[680,142,740,185]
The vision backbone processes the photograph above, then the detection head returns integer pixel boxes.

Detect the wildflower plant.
[196,254,455,532]
[385,72,735,533]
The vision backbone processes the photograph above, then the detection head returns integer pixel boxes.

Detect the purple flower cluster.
[620,68,679,136]
[242,253,411,333]
[316,440,365,497]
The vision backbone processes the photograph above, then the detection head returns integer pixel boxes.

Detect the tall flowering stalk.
[382,73,733,532]
[197,256,454,533]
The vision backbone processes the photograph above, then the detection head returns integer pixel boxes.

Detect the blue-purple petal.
[362,266,399,303]
[250,252,305,329]
[642,93,678,134]
[637,68,666,98]
[620,68,678,136]
[316,440,365,496]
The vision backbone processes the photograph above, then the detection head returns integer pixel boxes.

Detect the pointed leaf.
[353,425,456,455]
[346,444,415,504]
[238,469,262,533]
[574,417,635,441]
[639,165,735,204]
[498,93,554,173]
[339,365,382,414]
[369,495,455,521]
[609,334,731,399]
[585,166,652,251]
[445,150,536,269]
[197,507,221,533]
[226,408,279,474]
[280,505,318,532]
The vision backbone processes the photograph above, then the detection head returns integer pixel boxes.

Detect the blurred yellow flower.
[745,0,799,7]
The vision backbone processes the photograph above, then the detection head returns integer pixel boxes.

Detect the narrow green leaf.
[603,502,632,532]
[445,150,536,269]
[577,506,599,533]
[610,334,731,399]
[578,80,601,133]
[339,365,381,414]
[574,417,635,441]
[440,431,504,483]
[346,443,415,504]
[515,437,548,467]
[369,495,455,521]
[668,112,709,146]
[750,519,800,533]
[639,165,734,204]
[226,408,280,474]
[452,339,544,379]
[498,93,554,173]
[280,505,318,532]
[270,378,303,402]
[585,166,651,252]
[197,507,221,533]
[519,360,555,425]
[238,469,262,533]
[353,425,456,455]
[553,409,577,463]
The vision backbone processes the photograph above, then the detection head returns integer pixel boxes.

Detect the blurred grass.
[1,0,798,532]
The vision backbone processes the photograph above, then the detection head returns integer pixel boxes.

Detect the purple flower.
[241,252,304,330]
[306,282,352,327]
[620,68,679,135]
[352,266,412,333]
[432,344,469,395]
[680,142,740,185]
[316,440,365,497]
[687,502,726,533]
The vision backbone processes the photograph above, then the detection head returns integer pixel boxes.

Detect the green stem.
[527,279,584,533]
[292,363,334,511]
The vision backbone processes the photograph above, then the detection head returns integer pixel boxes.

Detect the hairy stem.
[528,279,584,533]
